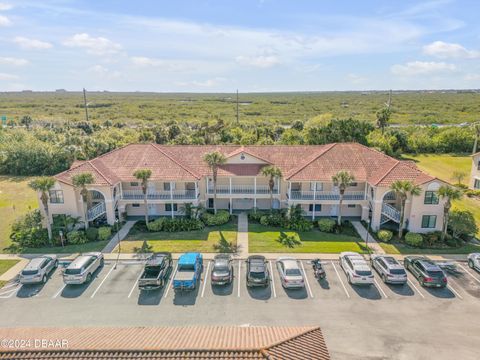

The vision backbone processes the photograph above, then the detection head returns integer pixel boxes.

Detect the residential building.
[38,143,447,233]
[470,151,480,190]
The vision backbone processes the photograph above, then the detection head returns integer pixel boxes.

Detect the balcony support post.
[229,198,233,215]
[288,182,291,199]
[170,182,174,218]
[312,204,315,221]
[195,181,198,199]
[119,182,123,200]
[229,177,232,195]
[254,177,257,195]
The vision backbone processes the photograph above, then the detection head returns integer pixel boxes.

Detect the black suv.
[404,256,447,288]
[246,255,269,287]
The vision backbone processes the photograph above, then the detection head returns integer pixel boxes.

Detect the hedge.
[377,230,393,242]
[405,232,423,247]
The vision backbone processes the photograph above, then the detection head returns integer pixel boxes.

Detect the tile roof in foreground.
[0,326,330,360]
[55,143,436,186]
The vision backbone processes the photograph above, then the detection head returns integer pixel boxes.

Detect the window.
[132,203,140,208]
[424,191,439,205]
[208,198,214,208]
[477,161,480,170]
[165,203,178,212]
[421,215,437,228]
[347,204,356,208]
[49,190,64,204]
[350,182,358,187]
[130,182,139,187]
[309,204,321,212]
[475,179,480,189]
[163,183,171,191]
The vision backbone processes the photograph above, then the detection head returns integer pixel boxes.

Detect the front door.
[330,205,338,217]
[148,204,157,216]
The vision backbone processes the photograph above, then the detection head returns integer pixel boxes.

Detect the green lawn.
[0,176,38,252]
[379,242,480,255]
[118,221,238,253]
[248,223,367,253]
[20,240,110,254]
[404,153,480,236]
[0,259,20,288]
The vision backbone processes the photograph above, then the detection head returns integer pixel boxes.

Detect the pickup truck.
[138,252,173,290]
[173,252,203,291]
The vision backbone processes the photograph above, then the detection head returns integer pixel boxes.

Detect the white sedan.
[467,253,480,272]
[276,257,305,288]
[339,252,374,285]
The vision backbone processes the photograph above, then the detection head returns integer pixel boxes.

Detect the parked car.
[63,252,104,285]
[246,255,269,287]
[173,252,203,291]
[371,255,407,285]
[19,255,58,285]
[339,252,374,285]
[276,257,305,288]
[404,256,447,288]
[138,252,173,290]
[467,253,480,272]
[211,254,233,286]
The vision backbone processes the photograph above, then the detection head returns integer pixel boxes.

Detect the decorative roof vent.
[240,153,246,160]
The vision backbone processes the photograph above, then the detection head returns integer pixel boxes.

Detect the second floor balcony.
[207,184,279,195]
[121,189,197,201]
[289,190,366,201]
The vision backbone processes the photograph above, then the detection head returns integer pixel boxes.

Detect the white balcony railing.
[122,190,197,200]
[87,202,106,221]
[207,185,279,195]
[290,191,365,201]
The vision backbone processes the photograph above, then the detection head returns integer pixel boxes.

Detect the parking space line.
[373,278,388,299]
[127,268,144,298]
[163,264,177,299]
[446,281,463,300]
[90,265,115,298]
[407,279,425,299]
[457,264,480,284]
[268,261,276,298]
[331,261,350,299]
[201,261,211,298]
[0,286,19,298]
[52,284,66,299]
[300,261,314,299]
[237,260,241,298]
[1,282,19,290]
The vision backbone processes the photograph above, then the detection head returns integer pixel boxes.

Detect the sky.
[0,0,479,92]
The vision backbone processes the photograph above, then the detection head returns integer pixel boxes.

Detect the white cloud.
[14,36,53,50]
[0,57,29,66]
[130,56,199,72]
[235,55,280,68]
[176,77,226,88]
[0,14,11,26]
[87,65,121,79]
[63,33,122,55]
[346,73,367,84]
[0,3,12,11]
[0,73,19,81]
[391,61,456,76]
[131,56,162,67]
[423,41,480,59]
[464,73,480,81]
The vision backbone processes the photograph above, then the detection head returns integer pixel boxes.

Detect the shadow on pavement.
[247,284,271,300]
[173,285,200,306]
[283,286,308,300]
[350,284,382,300]
[386,283,415,297]
[138,287,165,306]
[212,281,234,296]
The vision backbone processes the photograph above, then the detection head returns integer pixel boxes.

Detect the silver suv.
[63,252,104,285]
[19,255,58,285]
[371,255,407,284]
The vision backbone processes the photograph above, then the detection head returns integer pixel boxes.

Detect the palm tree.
[438,185,464,241]
[376,107,391,134]
[29,177,56,241]
[390,180,422,239]
[133,169,152,224]
[72,172,94,228]
[261,165,283,210]
[332,170,355,226]
[203,151,227,214]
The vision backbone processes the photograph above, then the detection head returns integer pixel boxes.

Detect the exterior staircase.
[380,203,400,224]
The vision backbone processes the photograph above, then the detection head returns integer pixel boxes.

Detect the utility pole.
[236,89,239,124]
[83,88,89,122]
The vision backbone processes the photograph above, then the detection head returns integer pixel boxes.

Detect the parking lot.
[1,258,480,359]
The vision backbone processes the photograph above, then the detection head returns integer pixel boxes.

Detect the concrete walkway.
[102,220,136,253]
[351,221,386,255]
[236,213,249,258]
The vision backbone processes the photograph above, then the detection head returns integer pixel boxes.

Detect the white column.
[364,183,368,200]
[229,177,232,194]
[229,198,233,214]
[170,182,174,218]
[254,177,257,195]
[313,181,317,201]
[288,182,291,199]
[254,197,257,211]
[312,205,315,221]
[195,181,198,199]
[119,182,123,199]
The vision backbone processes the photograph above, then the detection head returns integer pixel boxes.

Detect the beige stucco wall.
[470,154,480,189]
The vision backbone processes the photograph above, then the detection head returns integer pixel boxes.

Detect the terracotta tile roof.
[55,143,436,187]
[0,326,330,360]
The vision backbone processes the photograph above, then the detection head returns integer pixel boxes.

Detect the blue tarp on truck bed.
[178,252,199,266]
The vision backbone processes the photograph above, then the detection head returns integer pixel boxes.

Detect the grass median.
[248,223,367,253]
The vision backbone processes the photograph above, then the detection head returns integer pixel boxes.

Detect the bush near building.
[377,230,393,242]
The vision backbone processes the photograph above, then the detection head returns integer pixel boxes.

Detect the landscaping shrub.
[162,218,205,232]
[422,231,443,247]
[377,230,393,242]
[318,219,336,233]
[247,210,268,223]
[98,226,112,241]
[287,219,313,232]
[405,232,423,247]
[201,210,230,226]
[9,210,49,248]
[147,218,166,232]
[67,230,88,245]
[446,237,461,248]
[260,213,285,227]
[277,232,301,248]
[448,209,478,240]
[86,227,99,241]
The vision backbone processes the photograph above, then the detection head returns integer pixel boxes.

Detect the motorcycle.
[311,259,326,280]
